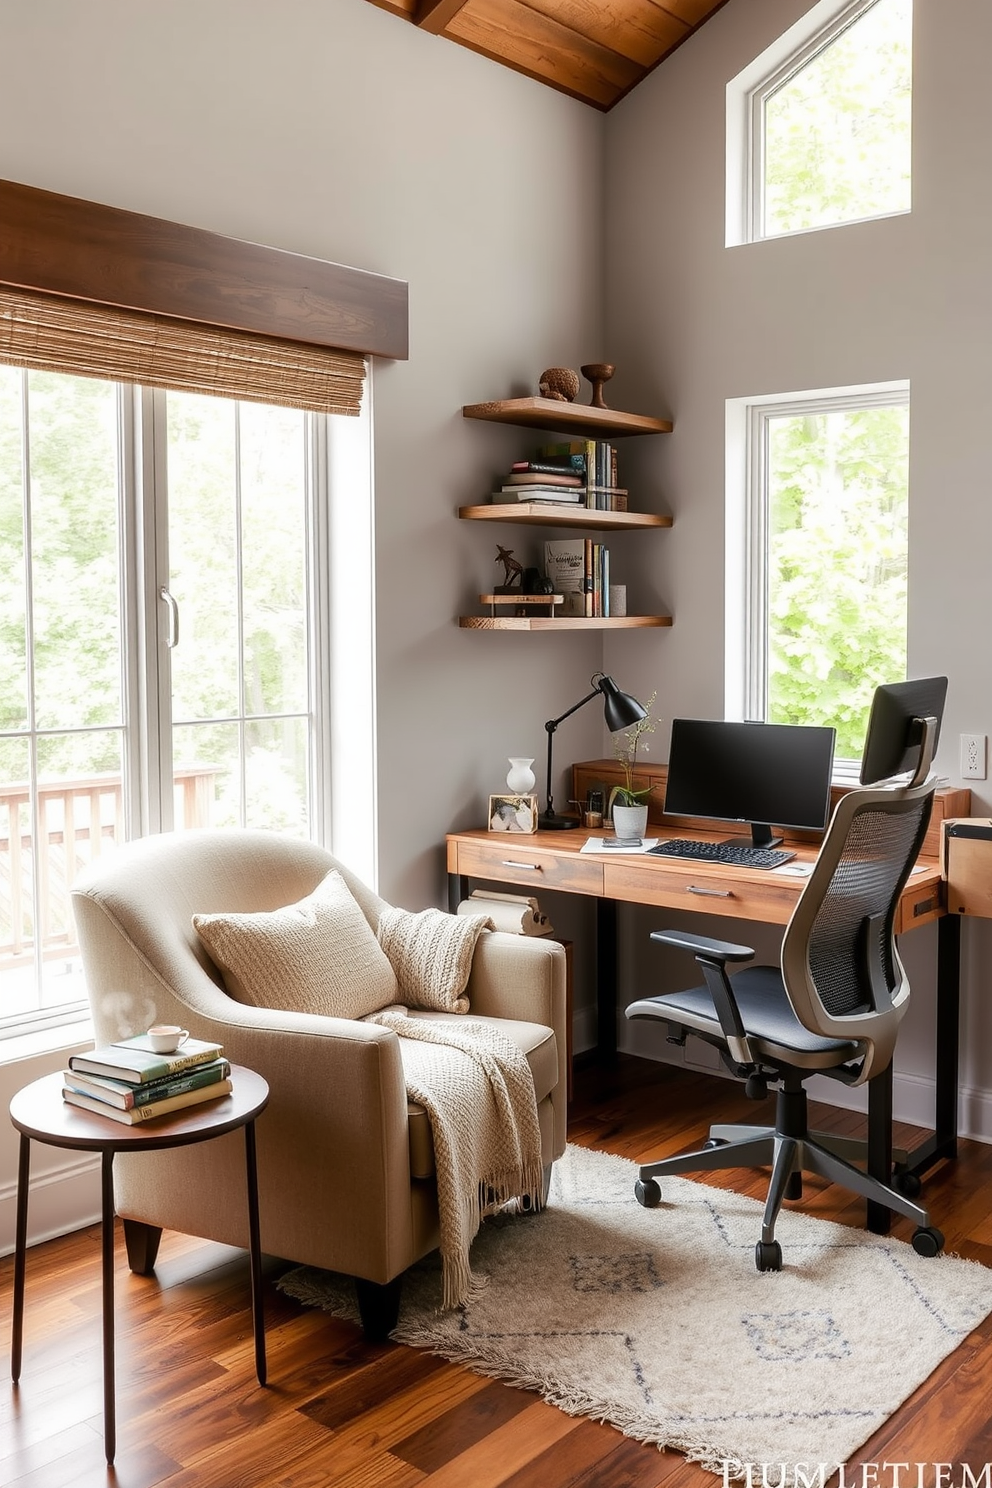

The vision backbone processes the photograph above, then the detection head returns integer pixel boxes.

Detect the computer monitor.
[859,676,948,785]
[664,719,837,849]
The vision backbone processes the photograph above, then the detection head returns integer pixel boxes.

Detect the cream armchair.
[71,830,568,1336]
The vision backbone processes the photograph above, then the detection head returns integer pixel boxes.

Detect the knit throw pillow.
[376,905,493,1014]
[193,868,398,1020]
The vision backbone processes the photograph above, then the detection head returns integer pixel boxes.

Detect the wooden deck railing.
[0,767,222,970]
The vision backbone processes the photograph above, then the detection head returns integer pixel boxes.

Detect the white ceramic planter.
[612,803,649,841]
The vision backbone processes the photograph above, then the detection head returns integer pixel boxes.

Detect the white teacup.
[147,1024,189,1054]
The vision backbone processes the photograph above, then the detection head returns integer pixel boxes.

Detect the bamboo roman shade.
[0,287,366,416]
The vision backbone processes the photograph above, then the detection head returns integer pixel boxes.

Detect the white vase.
[612,803,649,841]
[506,757,536,794]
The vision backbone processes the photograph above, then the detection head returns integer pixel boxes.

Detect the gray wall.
[604,0,992,1136]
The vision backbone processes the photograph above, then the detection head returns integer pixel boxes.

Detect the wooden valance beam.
[0,178,408,360]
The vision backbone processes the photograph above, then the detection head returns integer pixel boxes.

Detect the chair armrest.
[650,928,755,962]
[466,931,566,1032]
[466,933,568,1159]
[650,928,755,1063]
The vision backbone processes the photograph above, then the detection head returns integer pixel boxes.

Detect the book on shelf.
[537,441,587,458]
[496,486,583,503]
[61,1058,231,1110]
[544,538,586,615]
[520,495,586,506]
[62,1078,233,1125]
[68,1034,224,1084]
[576,440,620,509]
[581,538,611,616]
[510,458,585,476]
[502,471,582,487]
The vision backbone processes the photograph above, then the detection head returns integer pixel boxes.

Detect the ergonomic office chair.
[625,706,945,1272]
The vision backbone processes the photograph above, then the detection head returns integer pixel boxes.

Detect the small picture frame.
[488,793,538,834]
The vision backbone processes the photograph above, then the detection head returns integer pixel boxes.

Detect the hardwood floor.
[4,1056,992,1487]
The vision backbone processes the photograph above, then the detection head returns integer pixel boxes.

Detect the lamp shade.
[598,675,646,732]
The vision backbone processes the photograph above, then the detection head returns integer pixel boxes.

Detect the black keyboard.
[647,838,795,870]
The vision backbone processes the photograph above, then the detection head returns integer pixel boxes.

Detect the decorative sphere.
[538,367,580,403]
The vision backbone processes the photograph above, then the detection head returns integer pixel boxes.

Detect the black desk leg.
[597,898,618,1060]
[448,872,468,916]
[934,912,960,1162]
[101,1150,116,1464]
[901,912,961,1182]
[11,1134,30,1383]
[867,1065,894,1235]
[244,1120,266,1386]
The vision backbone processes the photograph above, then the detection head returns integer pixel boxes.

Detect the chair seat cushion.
[402,1012,557,1179]
[628,965,862,1067]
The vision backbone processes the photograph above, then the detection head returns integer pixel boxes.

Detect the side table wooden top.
[9,1065,269,1153]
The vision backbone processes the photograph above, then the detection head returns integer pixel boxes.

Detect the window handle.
[160,586,180,648]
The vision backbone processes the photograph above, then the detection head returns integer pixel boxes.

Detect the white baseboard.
[0,1151,101,1259]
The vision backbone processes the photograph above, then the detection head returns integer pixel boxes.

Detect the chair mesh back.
[807,797,932,1017]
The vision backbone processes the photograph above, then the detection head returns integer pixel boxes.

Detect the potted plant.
[609,692,659,840]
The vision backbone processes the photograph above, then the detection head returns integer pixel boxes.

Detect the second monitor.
[664,719,837,849]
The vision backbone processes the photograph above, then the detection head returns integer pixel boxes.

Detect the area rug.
[277,1143,992,1482]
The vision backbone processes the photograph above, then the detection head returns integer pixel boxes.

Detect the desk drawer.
[896,877,944,934]
[453,840,604,896]
[603,860,801,923]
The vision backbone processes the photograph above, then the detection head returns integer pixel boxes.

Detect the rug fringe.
[389,1313,743,1470]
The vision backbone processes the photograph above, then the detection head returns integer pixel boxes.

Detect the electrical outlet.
[961,733,987,780]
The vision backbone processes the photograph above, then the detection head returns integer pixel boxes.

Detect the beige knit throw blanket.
[364,1007,545,1310]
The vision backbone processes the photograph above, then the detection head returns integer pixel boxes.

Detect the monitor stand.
[720,823,784,850]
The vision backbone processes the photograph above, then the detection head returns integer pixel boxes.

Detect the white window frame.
[726,380,909,775]
[0,370,376,1044]
[726,0,911,247]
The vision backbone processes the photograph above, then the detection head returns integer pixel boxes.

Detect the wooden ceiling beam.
[416,0,470,33]
[447,0,641,110]
[364,0,730,110]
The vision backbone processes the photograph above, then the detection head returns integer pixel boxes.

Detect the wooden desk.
[446,823,960,1229]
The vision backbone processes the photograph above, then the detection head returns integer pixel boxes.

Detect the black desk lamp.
[539,672,647,830]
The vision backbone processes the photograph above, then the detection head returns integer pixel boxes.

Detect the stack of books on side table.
[62,1034,230,1124]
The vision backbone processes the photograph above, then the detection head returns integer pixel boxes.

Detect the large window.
[729,385,909,768]
[0,368,369,1041]
[728,0,912,244]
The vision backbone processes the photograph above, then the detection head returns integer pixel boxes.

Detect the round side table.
[9,1065,269,1464]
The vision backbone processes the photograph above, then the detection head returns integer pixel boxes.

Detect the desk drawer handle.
[913,897,935,918]
[501,860,541,871]
[686,885,734,898]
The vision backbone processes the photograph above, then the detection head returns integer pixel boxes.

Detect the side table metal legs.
[10,1124,267,1464]
[245,1119,266,1386]
[101,1151,117,1462]
[10,1133,29,1385]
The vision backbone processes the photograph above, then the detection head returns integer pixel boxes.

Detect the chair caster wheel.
[893,1168,922,1199]
[912,1225,944,1258]
[635,1179,661,1208]
[755,1240,782,1272]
